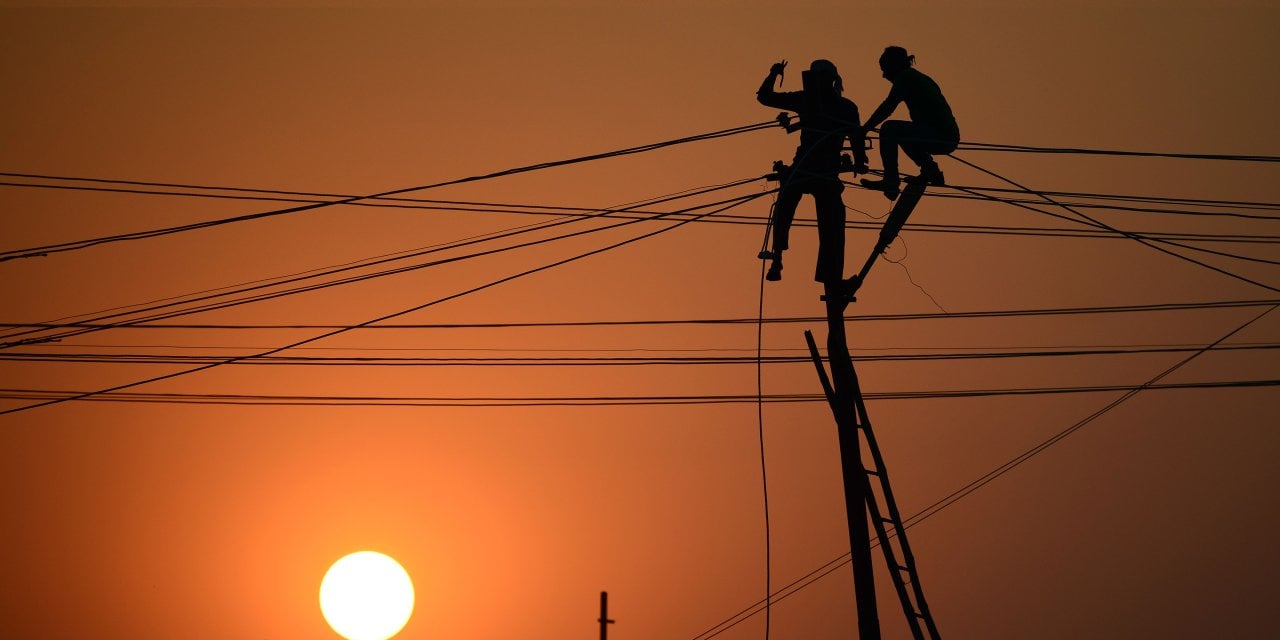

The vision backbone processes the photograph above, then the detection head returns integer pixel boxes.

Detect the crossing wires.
[0,187,771,416]
[0,120,778,262]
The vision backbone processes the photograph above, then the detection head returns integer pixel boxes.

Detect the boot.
[909,163,945,186]
[766,260,783,281]
[860,177,900,201]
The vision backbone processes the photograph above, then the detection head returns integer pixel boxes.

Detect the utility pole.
[804,178,940,640]
[820,286,881,639]
[598,591,615,640]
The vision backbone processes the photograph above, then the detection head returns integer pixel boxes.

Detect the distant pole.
[599,591,615,640]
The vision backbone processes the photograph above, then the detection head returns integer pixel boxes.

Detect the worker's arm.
[862,89,902,132]
[848,103,869,170]
[850,132,869,171]
[756,60,797,110]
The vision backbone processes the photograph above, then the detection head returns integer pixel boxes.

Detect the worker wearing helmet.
[757,59,869,284]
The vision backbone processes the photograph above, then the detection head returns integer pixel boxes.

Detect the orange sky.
[2,2,1278,639]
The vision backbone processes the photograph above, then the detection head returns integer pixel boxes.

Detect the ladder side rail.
[859,460,927,640]
[859,413,941,639]
[845,364,942,639]
[804,331,926,640]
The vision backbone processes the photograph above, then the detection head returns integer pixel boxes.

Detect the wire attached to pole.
[754,190,777,640]
[949,154,1280,294]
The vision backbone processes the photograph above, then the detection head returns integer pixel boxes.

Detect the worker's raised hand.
[770,60,787,76]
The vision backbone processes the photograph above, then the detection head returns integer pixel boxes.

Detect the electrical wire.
[952,139,1280,163]
[10,342,1275,367]
[0,192,770,416]
[20,340,1278,353]
[0,184,766,349]
[8,297,1265,332]
[922,189,1280,222]
[6,160,1276,208]
[6,175,1277,262]
[2,378,1274,407]
[880,237,949,313]
[949,155,1280,292]
[897,306,1278,528]
[10,170,1280,224]
[944,183,1280,267]
[690,302,1280,639]
[0,175,760,344]
[8,174,1279,234]
[0,176,759,348]
[0,120,778,262]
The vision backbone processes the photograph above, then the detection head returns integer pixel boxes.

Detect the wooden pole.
[818,288,881,639]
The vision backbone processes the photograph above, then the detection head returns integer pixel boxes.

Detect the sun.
[319,551,415,640]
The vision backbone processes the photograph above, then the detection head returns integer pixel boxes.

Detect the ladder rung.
[865,468,881,476]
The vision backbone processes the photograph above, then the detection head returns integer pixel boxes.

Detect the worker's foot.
[766,260,783,281]
[860,177,900,201]
[758,250,778,260]
[843,274,862,295]
[908,164,946,186]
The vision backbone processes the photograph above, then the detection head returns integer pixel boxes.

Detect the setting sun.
[319,551,415,640]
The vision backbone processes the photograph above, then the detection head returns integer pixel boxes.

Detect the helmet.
[807,59,843,95]
[809,59,839,77]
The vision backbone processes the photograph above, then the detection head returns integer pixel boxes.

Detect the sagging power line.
[0,121,778,262]
[0,184,768,349]
[0,190,769,416]
[4,297,1272,331]
[3,377,1274,407]
[7,176,1273,274]
[6,343,1275,367]
[950,154,1280,293]
[6,173,1280,219]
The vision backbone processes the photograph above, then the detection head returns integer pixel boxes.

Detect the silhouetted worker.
[757,59,868,283]
[859,46,959,201]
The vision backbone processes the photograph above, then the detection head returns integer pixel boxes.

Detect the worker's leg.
[812,182,847,285]
[899,123,958,184]
[877,120,909,183]
[766,182,804,281]
[771,183,803,254]
[861,120,908,200]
